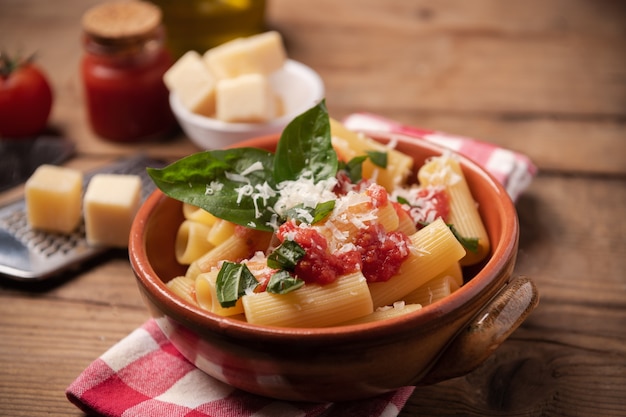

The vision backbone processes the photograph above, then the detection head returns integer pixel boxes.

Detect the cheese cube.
[163,50,216,116]
[215,73,276,122]
[274,94,285,118]
[25,165,83,233]
[204,31,286,79]
[84,174,141,248]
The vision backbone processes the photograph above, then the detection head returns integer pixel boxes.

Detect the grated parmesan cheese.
[391,184,447,225]
[240,160,265,176]
[421,152,462,186]
[205,181,224,195]
[273,172,338,218]
[224,171,249,183]
[235,183,254,203]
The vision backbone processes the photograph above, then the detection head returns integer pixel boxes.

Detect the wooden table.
[1,1,625,415]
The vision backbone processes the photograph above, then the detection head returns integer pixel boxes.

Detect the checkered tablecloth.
[66,319,414,417]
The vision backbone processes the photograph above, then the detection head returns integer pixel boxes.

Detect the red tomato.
[0,57,53,138]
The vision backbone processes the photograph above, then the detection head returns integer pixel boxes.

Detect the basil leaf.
[266,270,305,294]
[284,200,336,225]
[311,200,335,223]
[396,196,410,205]
[342,155,368,183]
[267,240,306,270]
[340,151,387,183]
[216,262,259,308]
[147,148,277,231]
[274,100,338,184]
[147,101,341,233]
[366,150,388,168]
[448,224,480,253]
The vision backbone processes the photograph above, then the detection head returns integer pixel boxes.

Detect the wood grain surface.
[1,0,625,416]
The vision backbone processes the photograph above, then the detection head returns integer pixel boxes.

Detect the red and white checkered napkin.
[342,113,537,201]
[66,319,415,417]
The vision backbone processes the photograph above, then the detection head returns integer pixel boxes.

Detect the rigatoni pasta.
[403,274,460,307]
[150,103,492,328]
[207,218,238,246]
[175,220,214,264]
[339,302,423,325]
[242,271,373,327]
[330,118,413,192]
[182,203,218,226]
[166,275,197,306]
[418,154,490,265]
[185,228,272,280]
[368,218,466,308]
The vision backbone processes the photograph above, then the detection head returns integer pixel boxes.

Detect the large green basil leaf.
[147,147,277,231]
[273,100,338,183]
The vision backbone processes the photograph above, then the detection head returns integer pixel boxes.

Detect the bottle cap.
[82,1,162,42]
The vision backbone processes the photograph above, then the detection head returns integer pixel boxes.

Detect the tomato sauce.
[365,183,388,208]
[277,223,349,285]
[408,187,450,228]
[353,224,411,283]
[277,221,411,285]
[273,174,448,286]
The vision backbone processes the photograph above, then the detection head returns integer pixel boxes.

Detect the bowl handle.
[420,275,539,385]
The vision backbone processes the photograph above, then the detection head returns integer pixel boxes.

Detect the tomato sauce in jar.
[81,1,176,142]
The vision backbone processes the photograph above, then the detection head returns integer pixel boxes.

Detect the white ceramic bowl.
[170,59,325,149]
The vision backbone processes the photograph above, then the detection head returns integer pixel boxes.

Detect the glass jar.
[81,1,176,142]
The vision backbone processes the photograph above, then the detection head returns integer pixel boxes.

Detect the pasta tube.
[175,220,214,265]
[318,196,399,248]
[376,200,400,232]
[182,203,218,226]
[242,271,373,327]
[166,275,197,306]
[418,154,490,265]
[444,261,463,287]
[185,229,272,280]
[195,270,244,316]
[403,274,460,306]
[368,218,466,308]
[394,203,418,236]
[207,219,237,246]
[330,118,413,192]
[339,302,422,325]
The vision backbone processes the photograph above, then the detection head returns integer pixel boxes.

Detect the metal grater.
[0,154,166,281]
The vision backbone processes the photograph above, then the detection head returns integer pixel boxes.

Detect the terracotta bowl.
[129,131,539,402]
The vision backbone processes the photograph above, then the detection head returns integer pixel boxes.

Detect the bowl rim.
[130,131,519,343]
[169,59,325,132]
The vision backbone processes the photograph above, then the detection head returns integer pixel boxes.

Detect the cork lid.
[82,0,162,41]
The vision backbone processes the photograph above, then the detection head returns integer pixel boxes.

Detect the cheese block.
[215,73,276,122]
[204,31,286,79]
[163,50,216,116]
[25,165,83,233]
[83,174,141,248]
